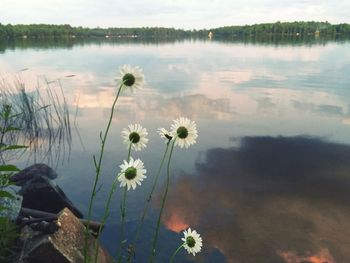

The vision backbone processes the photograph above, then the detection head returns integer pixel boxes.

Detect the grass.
[0,217,19,263]
[0,75,71,166]
[0,73,72,261]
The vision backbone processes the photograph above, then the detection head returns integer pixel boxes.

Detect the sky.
[0,0,350,30]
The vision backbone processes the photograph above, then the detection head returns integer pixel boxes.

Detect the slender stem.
[117,143,132,263]
[93,173,121,262]
[133,142,170,244]
[0,115,7,146]
[117,186,128,263]
[127,143,132,162]
[0,107,9,163]
[149,139,176,263]
[84,84,123,263]
[169,244,184,263]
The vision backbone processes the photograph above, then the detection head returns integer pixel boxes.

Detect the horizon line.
[1,20,349,31]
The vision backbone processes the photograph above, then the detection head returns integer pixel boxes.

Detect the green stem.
[0,116,7,147]
[127,143,132,162]
[93,172,122,262]
[169,243,184,263]
[117,143,132,263]
[117,186,128,263]
[149,139,176,263]
[0,108,9,163]
[133,141,170,244]
[84,83,123,263]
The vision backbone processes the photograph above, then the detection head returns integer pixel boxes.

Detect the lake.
[1,37,350,263]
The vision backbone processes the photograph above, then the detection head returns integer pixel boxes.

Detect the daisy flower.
[122,124,149,151]
[170,117,198,148]
[157,127,173,143]
[118,157,146,190]
[115,64,145,92]
[181,228,203,256]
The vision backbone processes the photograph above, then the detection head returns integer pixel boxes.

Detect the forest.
[0,21,350,39]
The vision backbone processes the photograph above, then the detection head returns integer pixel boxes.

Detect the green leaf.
[2,105,12,120]
[4,126,21,133]
[37,105,51,111]
[0,215,9,222]
[0,207,7,212]
[0,145,28,151]
[0,190,14,199]
[9,112,23,119]
[0,165,20,172]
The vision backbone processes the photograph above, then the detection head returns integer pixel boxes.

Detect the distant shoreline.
[1,34,350,54]
[1,21,350,40]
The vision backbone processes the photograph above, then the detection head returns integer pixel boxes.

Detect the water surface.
[1,38,350,263]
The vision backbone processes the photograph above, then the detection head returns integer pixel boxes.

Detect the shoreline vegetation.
[1,21,350,52]
[0,21,350,40]
[0,77,71,167]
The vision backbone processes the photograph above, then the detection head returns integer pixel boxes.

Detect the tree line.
[0,21,349,40]
[0,24,193,39]
[209,21,350,37]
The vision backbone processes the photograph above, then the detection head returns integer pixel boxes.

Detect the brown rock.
[20,208,113,263]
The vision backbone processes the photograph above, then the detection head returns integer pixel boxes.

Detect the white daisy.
[115,64,145,92]
[170,117,198,148]
[118,157,147,190]
[181,228,203,256]
[122,124,149,151]
[157,127,173,143]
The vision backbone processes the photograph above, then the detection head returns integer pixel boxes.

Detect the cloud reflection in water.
[161,136,350,263]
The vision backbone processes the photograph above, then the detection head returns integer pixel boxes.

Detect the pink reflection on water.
[278,248,335,263]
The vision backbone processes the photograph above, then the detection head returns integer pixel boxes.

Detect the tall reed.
[0,75,71,166]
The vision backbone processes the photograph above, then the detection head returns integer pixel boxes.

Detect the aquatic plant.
[0,75,71,261]
[0,103,26,196]
[0,75,71,166]
[0,104,24,262]
[0,217,19,262]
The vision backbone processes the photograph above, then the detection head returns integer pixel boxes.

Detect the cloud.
[159,136,350,262]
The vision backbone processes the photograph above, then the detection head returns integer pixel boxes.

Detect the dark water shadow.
[161,136,350,263]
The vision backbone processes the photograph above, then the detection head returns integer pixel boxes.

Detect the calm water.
[1,38,350,263]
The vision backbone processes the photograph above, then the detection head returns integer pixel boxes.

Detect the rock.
[19,208,104,236]
[19,208,113,263]
[10,163,58,186]
[19,175,83,218]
